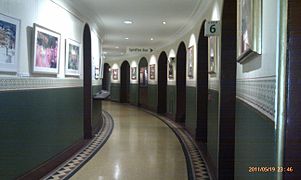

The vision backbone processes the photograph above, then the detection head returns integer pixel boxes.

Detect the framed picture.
[208,36,217,74]
[139,67,148,87]
[187,46,194,78]
[65,39,80,76]
[112,69,118,80]
[131,67,137,80]
[33,24,61,74]
[237,0,262,63]
[149,64,155,80]
[95,66,99,79]
[168,57,175,79]
[0,13,20,72]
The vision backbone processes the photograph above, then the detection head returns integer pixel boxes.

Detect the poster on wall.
[168,57,175,79]
[65,39,80,76]
[208,37,217,74]
[237,0,262,63]
[139,67,148,87]
[131,67,137,80]
[95,66,100,79]
[149,64,155,80]
[0,13,20,72]
[112,69,118,80]
[33,24,61,74]
[187,46,194,78]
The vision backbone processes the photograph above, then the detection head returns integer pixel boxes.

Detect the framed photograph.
[168,57,175,79]
[139,67,148,87]
[131,67,137,80]
[95,66,99,79]
[33,24,61,74]
[65,38,80,76]
[208,36,217,74]
[149,64,155,80]
[0,13,20,72]
[237,0,262,63]
[112,69,118,80]
[187,46,194,78]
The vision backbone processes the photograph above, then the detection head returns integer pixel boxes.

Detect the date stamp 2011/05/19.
[249,166,294,173]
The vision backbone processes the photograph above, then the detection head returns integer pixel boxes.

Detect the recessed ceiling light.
[125,37,129,40]
[150,38,154,41]
[123,20,133,24]
[162,21,167,25]
[103,52,108,54]
[115,46,119,49]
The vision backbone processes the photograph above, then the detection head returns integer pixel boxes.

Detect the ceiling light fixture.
[162,21,167,25]
[123,20,133,24]
[150,38,154,41]
[115,46,119,49]
[125,37,129,40]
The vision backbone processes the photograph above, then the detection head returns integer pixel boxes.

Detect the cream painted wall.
[0,0,103,85]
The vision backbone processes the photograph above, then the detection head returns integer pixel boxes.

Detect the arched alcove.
[120,61,130,103]
[102,63,111,91]
[176,42,187,124]
[138,57,148,108]
[157,51,168,114]
[196,21,208,143]
[83,23,92,139]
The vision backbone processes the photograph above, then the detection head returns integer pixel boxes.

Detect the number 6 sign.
[204,21,221,37]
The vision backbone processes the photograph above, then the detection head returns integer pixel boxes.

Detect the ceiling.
[61,0,211,59]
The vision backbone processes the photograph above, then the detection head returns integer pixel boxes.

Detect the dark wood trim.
[157,51,168,114]
[176,42,187,123]
[196,21,208,143]
[218,1,237,179]
[83,23,93,139]
[17,139,89,180]
[120,61,130,103]
[284,1,301,179]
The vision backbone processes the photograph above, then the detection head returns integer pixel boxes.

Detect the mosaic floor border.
[143,110,212,180]
[42,111,114,180]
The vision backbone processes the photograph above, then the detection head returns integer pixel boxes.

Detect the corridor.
[71,101,187,180]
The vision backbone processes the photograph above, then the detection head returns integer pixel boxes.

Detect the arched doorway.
[196,21,208,143]
[138,57,148,108]
[157,51,167,114]
[176,42,187,124]
[83,23,92,139]
[102,63,111,91]
[120,61,130,103]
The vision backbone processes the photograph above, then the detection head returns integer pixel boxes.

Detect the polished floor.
[71,101,188,180]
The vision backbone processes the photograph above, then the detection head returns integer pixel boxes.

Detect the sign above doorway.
[204,21,221,37]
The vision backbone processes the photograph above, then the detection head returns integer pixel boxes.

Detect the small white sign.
[127,47,154,54]
[204,21,221,37]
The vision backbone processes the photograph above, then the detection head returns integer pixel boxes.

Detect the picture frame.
[0,13,20,72]
[208,36,217,74]
[149,64,155,80]
[65,38,80,76]
[168,57,175,79]
[112,69,118,80]
[187,46,194,78]
[139,67,148,87]
[33,24,61,74]
[237,0,262,63]
[131,67,137,80]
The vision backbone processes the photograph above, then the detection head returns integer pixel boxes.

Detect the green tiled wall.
[148,84,158,111]
[186,86,197,136]
[0,87,83,179]
[110,83,120,102]
[167,85,176,118]
[234,99,275,180]
[129,84,139,105]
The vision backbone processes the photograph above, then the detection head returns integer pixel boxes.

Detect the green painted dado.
[92,85,103,135]
[129,84,139,105]
[207,89,219,171]
[235,99,275,180]
[167,85,176,118]
[186,86,197,137]
[110,83,120,102]
[0,87,83,179]
[148,84,158,111]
